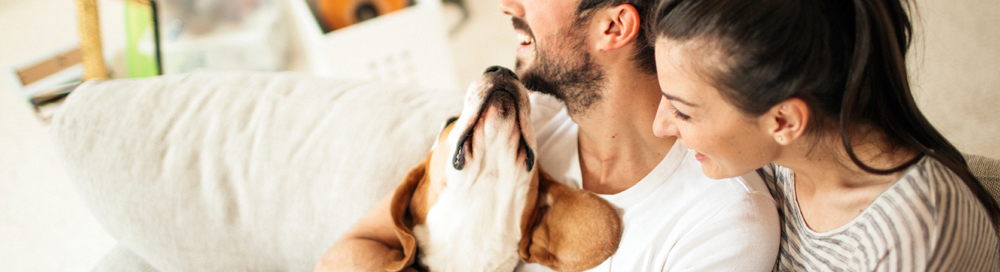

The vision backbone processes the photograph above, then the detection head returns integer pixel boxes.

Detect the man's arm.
[314,191,405,271]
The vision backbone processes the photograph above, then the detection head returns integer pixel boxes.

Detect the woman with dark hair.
[650,0,999,270]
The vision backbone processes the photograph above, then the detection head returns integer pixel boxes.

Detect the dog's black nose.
[484,65,518,80]
[484,66,503,73]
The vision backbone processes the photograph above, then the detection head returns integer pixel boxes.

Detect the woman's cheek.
[674,122,689,139]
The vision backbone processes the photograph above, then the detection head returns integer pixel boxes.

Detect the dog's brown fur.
[520,170,623,271]
[384,121,623,271]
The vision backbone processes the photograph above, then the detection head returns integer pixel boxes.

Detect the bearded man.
[316,0,780,271]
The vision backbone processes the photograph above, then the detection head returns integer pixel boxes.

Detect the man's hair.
[576,0,656,75]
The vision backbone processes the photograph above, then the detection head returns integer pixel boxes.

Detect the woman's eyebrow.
[662,93,698,107]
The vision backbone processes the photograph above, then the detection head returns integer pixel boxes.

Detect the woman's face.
[652,39,781,179]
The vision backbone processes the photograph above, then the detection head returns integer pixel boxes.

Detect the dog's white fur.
[412,71,536,271]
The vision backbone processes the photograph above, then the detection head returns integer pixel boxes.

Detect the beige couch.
[49,71,1000,271]
[51,71,462,271]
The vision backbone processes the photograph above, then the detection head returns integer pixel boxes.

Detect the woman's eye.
[672,106,691,121]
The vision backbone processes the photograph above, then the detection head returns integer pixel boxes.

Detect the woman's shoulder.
[901,156,983,212]
[772,157,999,270]
[862,156,990,231]
[896,156,1000,270]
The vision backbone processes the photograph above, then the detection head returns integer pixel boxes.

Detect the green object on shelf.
[124,0,160,78]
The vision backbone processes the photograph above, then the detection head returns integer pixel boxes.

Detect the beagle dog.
[384,66,623,272]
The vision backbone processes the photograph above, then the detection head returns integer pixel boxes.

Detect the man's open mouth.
[512,17,535,52]
[512,17,534,45]
[518,32,534,47]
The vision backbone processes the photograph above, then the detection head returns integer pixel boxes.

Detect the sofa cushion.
[965,153,1000,204]
[50,71,462,271]
[92,244,158,272]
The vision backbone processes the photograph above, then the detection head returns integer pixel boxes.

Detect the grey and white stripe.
[759,156,1000,271]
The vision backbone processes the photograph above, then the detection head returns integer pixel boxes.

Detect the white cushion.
[91,244,157,272]
[50,71,462,271]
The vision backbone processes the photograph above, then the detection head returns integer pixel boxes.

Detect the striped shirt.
[758,156,1000,271]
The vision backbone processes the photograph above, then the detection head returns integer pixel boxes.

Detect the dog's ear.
[384,155,431,271]
[520,168,624,271]
[517,166,543,262]
[518,168,560,266]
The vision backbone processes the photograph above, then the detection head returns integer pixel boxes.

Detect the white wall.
[0,1,120,271]
[909,0,1000,159]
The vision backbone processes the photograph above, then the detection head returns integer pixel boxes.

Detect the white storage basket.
[288,0,459,91]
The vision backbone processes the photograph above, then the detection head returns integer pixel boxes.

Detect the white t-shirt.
[516,93,781,272]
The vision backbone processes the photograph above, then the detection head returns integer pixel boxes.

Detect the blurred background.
[0,0,997,270]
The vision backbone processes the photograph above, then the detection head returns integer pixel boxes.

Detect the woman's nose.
[652,119,679,138]
[498,0,525,17]
[653,98,680,138]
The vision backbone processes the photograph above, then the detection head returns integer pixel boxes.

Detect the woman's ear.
[595,4,641,51]
[766,98,810,145]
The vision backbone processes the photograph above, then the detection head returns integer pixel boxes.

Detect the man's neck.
[570,71,675,194]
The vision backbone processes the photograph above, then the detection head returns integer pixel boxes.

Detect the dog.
[383,66,623,272]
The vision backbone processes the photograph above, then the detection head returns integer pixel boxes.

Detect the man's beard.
[515,18,605,117]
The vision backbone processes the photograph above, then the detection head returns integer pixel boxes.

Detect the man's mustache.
[512,17,534,38]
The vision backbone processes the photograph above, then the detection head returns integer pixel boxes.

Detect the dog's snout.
[484,65,518,80]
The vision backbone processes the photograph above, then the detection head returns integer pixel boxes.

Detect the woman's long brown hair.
[652,0,999,226]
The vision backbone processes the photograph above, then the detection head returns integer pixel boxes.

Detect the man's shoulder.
[611,158,780,272]
[664,159,779,233]
[616,155,772,217]
[673,157,770,198]
[648,158,778,225]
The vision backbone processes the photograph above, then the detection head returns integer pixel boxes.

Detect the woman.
[649,0,999,270]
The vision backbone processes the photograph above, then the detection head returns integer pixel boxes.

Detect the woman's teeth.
[518,33,533,46]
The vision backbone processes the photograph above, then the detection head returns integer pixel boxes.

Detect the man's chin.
[519,73,560,99]
[514,57,563,99]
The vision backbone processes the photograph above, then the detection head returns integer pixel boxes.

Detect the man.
[316,0,779,270]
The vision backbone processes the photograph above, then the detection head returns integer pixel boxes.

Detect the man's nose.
[498,0,525,17]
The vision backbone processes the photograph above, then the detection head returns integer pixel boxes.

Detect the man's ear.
[595,4,641,52]
[765,98,810,145]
